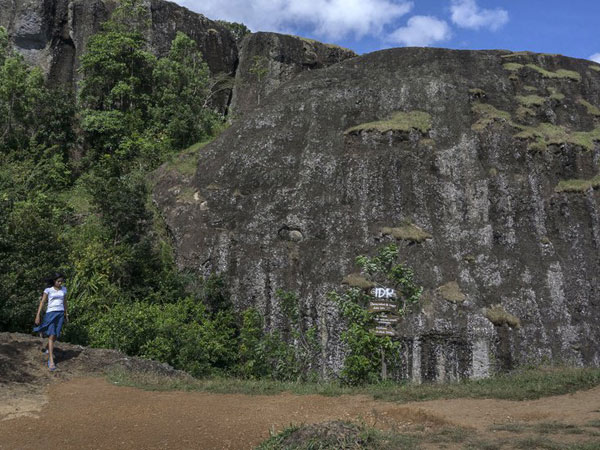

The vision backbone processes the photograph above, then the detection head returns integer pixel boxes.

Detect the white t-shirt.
[44,286,67,313]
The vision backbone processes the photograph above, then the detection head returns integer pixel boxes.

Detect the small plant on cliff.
[249,55,269,105]
[330,245,422,385]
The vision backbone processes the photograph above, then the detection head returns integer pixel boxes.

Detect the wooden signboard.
[369,301,398,313]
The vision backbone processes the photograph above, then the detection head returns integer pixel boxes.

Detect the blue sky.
[174,0,600,63]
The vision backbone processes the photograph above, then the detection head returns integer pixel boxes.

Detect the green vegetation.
[517,94,545,107]
[514,123,600,151]
[345,111,432,135]
[502,62,582,81]
[502,62,524,72]
[299,36,354,53]
[381,224,432,243]
[329,245,422,385]
[485,305,521,328]
[107,366,600,402]
[548,87,565,101]
[525,64,582,81]
[577,99,600,117]
[471,102,516,131]
[216,20,251,43]
[555,174,600,193]
[589,65,600,72]
[257,421,421,450]
[516,105,536,121]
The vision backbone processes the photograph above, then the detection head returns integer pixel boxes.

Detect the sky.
[174,0,600,63]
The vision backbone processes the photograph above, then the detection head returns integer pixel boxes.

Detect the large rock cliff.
[154,48,600,381]
[0,0,238,108]
[229,32,356,118]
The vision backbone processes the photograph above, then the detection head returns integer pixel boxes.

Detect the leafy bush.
[330,245,422,385]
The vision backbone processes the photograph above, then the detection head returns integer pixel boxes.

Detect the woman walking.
[34,273,68,371]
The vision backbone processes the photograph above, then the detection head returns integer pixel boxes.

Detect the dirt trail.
[2,333,600,449]
[1,377,600,450]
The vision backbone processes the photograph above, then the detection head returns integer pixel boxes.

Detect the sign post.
[368,286,400,380]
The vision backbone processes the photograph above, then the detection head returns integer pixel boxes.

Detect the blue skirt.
[33,311,65,338]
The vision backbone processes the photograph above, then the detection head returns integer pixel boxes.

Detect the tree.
[330,244,422,385]
[151,32,218,148]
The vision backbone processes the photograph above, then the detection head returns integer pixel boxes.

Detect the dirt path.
[2,377,600,450]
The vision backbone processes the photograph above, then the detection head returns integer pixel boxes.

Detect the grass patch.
[524,85,538,92]
[555,174,600,193]
[164,140,212,177]
[516,105,536,121]
[517,95,546,107]
[590,65,600,72]
[381,224,432,242]
[106,366,600,403]
[503,62,582,81]
[515,123,600,151]
[526,64,582,81]
[437,281,466,304]
[577,99,600,117]
[257,421,420,450]
[298,36,355,54]
[548,87,565,101]
[471,102,516,131]
[485,305,521,328]
[503,62,524,72]
[342,273,375,289]
[345,111,432,135]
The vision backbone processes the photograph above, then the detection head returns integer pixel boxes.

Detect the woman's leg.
[40,333,48,353]
[48,335,56,369]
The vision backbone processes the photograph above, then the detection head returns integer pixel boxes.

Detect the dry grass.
[345,111,432,135]
[485,305,521,328]
[437,281,466,303]
[342,273,375,289]
[381,224,432,243]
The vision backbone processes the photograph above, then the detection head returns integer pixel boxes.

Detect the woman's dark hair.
[45,272,66,287]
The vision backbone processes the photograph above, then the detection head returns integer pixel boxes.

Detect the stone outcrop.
[154,48,600,381]
[229,32,356,118]
[0,0,238,109]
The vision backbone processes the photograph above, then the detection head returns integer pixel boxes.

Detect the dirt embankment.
[1,332,600,449]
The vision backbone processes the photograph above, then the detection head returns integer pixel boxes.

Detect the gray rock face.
[1,0,238,104]
[229,32,356,119]
[154,47,600,381]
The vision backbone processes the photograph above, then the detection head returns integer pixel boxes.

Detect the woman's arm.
[35,292,48,325]
[63,292,68,322]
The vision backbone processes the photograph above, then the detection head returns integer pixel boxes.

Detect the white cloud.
[387,16,451,47]
[450,0,508,31]
[590,53,600,64]
[176,0,414,40]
